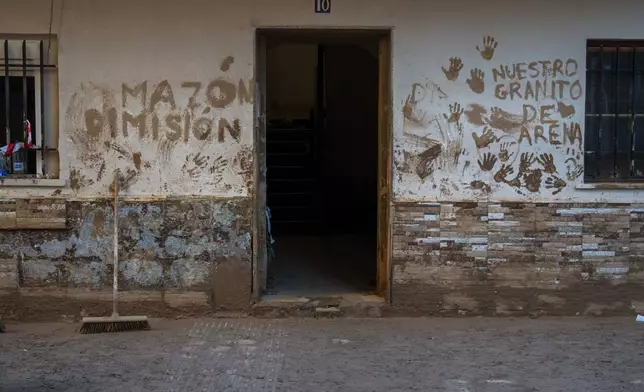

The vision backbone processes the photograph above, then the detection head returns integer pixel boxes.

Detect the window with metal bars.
[0,38,57,178]
[584,40,644,182]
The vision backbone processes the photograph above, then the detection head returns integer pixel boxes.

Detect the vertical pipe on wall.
[39,40,46,175]
[4,40,10,147]
[21,40,27,143]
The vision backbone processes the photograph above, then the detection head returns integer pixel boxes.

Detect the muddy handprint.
[444,103,464,124]
[466,68,485,94]
[494,164,514,183]
[477,152,498,172]
[518,152,536,173]
[403,84,428,127]
[469,180,491,194]
[566,147,581,161]
[208,156,229,185]
[472,127,496,149]
[567,166,584,181]
[536,153,556,174]
[441,57,464,81]
[499,142,516,162]
[545,175,567,195]
[182,152,209,179]
[523,169,542,192]
[565,156,584,181]
[476,36,498,61]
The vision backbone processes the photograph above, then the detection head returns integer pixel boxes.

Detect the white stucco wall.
[0,0,643,203]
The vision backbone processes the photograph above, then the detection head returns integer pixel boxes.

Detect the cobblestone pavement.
[1,317,644,391]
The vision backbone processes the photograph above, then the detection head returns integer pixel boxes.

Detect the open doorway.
[254,29,391,299]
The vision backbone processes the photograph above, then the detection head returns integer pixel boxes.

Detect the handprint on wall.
[523,169,542,192]
[476,36,498,61]
[442,57,464,81]
[182,152,209,179]
[518,152,536,174]
[466,68,485,94]
[494,164,515,184]
[536,153,557,174]
[444,103,464,124]
[472,127,496,149]
[403,84,429,128]
[545,175,567,195]
[478,152,498,172]
[499,142,516,163]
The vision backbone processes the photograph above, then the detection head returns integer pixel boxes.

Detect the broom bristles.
[79,316,150,334]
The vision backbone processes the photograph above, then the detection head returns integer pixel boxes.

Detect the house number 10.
[315,0,331,13]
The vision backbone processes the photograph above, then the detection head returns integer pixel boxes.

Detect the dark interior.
[0,76,37,175]
[264,32,380,296]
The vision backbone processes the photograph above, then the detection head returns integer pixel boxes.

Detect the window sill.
[576,182,644,190]
[0,178,66,187]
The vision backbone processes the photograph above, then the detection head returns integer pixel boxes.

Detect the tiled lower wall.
[392,202,644,316]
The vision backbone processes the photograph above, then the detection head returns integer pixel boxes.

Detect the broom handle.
[112,171,119,317]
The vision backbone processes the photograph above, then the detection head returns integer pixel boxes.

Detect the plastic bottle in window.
[0,156,7,177]
[12,151,25,175]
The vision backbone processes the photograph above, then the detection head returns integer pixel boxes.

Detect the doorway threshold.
[252,292,385,318]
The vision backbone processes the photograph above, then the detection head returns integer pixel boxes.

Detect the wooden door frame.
[252,28,393,302]
[376,32,392,302]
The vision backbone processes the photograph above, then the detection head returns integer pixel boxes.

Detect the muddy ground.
[1,317,643,391]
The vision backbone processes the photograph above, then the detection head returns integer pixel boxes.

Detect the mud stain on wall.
[469,179,491,193]
[233,145,253,188]
[415,144,442,180]
[464,104,488,126]
[220,56,235,72]
[557,100,576,118]
[69,168,94,192]
[403,83,429,127]
[91,211,106,240]
[132,152,142,171]
[488,107,524,132]
[523,169,542,192]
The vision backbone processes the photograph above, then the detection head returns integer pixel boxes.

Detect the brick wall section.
[0,199,67,229]
[0,197,253,320]
[392,202,644,316]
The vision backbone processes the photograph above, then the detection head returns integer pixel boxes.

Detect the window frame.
[584,39,644,184]
[0,38,57,179]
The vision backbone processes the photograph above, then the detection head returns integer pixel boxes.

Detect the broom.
[79,170,150,334]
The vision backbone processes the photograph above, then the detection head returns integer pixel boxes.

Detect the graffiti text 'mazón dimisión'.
[84,78,253,144]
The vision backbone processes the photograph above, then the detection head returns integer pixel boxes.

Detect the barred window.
[0,38,58,178]
[584,40,644,182]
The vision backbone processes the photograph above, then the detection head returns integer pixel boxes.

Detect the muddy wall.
[2,0,644,317]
